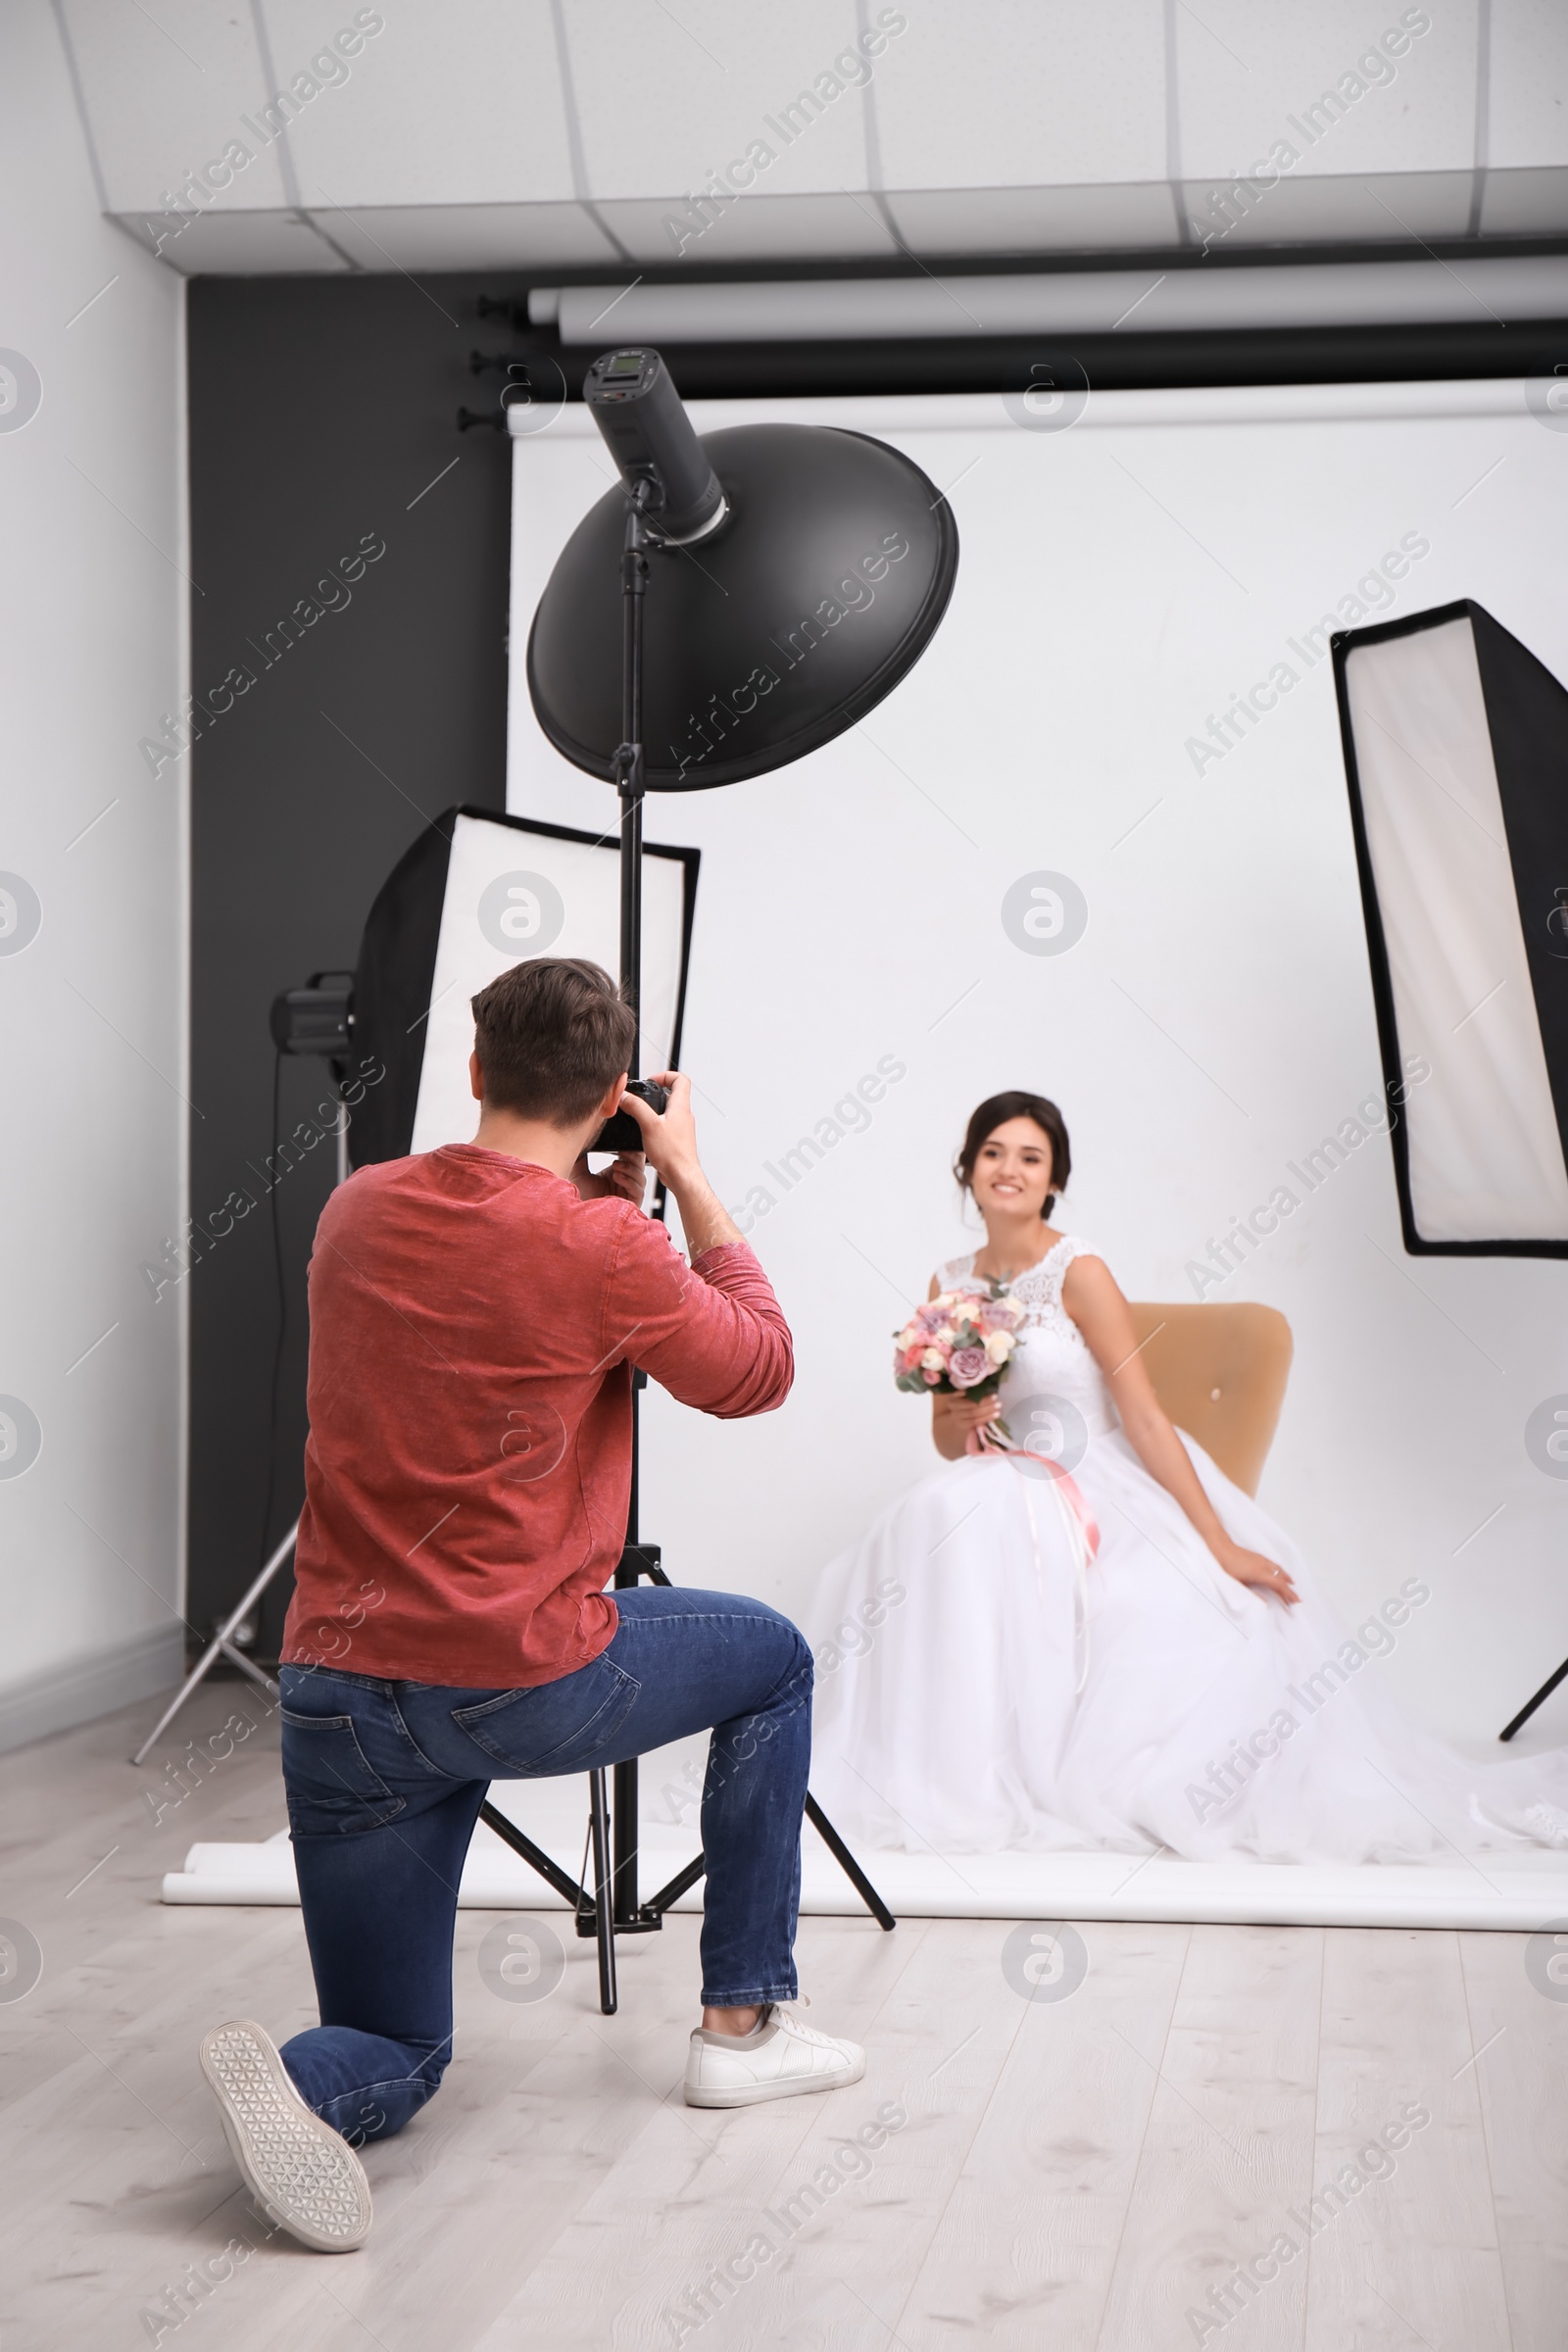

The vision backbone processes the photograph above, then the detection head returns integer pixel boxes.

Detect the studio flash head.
[584,349,726,546]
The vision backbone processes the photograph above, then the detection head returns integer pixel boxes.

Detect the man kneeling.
[199,956,862,2252]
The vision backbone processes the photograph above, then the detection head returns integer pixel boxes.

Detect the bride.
[808,1090,1568,1863]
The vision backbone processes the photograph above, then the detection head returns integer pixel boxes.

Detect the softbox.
[349,806,697,1167]
[1334,600,1568,1253]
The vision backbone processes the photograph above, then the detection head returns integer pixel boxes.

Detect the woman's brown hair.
[954,1092,1071,1219]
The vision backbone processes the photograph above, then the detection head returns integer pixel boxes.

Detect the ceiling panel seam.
[852,0,901,249]
[250,0,359,270]
[1466,0,1492,240]
[1163,0,1192,249]
[547,0,636,268]
[46,0,112,217]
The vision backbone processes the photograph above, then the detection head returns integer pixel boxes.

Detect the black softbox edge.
[1332,600,1568,1258]
[350,805,700,1167]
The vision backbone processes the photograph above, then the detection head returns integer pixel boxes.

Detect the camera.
[593,1077,668,1153]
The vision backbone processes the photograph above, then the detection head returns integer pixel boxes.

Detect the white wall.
[0,4,187,1748]
[508,381,1568,1760]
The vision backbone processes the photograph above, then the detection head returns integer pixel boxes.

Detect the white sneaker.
[200,2020,372,2252]
[684,2003,866,2109]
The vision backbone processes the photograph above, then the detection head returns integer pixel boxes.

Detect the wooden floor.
[4,1685,1566,2351]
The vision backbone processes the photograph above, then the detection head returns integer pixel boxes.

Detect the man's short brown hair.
[470,957,637,1127]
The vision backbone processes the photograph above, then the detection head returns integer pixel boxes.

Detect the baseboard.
[0,1625,186,1758]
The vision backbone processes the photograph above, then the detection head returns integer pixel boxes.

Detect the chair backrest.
[1125,1301,1294,1497]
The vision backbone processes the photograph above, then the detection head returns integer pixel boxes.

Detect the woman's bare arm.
[1061,1255,1298,1604]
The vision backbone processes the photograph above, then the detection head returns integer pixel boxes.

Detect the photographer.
[198,957,863,2254]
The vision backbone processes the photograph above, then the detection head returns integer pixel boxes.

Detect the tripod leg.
[589,1770,617,2014]
[805,1794,896,1932]
[219,1642,280,1698]
[132,1520,300,1764]
[643,1850,707,1917]
[1499,1654,1568,1741]
[612,1757,639,1924]
[478,1800,599,1919]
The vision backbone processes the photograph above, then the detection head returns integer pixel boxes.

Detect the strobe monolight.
[1334,598,1568,1737]
[529,349,959,793]
[526,349,959,1995]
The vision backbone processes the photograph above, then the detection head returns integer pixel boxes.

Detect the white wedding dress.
[809,1237,1568,1863]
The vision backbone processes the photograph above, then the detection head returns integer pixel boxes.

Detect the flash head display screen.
[606,352,644,379]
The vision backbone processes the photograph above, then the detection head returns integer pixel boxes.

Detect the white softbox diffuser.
[350,806,697,1165]
[1336,602,1568,1251]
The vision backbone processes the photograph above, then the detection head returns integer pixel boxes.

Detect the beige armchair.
[1125,1302,1294,1497]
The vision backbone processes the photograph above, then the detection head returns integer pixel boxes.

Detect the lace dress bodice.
[936,1236,1119,1440]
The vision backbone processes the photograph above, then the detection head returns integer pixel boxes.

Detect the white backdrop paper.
[506,383,1568,1756]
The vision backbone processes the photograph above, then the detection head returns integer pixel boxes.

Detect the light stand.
[1333,600,1568,1744]
[130,990,357,1766]
[593,479,897,1986]
[520,344,966,2001]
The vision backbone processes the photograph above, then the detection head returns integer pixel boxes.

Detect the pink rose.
[948,1346,989,1388]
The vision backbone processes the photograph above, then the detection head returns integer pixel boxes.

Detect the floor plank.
[892,1919,1195,2348]
[1458,1924,1568,2352]
[1088,1923,1323,2352]
[1304,1929,1511,2351]
[3,1690,1568,2348]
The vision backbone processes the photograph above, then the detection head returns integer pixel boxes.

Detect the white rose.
[920,1347,946,1370]
[983,1328,1014,1363]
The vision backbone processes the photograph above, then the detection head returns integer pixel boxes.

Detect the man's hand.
[619,1072,700,1188]
[620,1074,742,1257]
[569,1151,648,1208]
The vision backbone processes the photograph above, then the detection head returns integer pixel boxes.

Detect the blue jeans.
[275,1587,812,2143]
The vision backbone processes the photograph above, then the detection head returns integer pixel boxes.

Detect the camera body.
[593,1077,667,1153]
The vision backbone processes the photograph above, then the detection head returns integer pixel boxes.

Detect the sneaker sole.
[685,2049,867,2108]
[200,2021,372,2252]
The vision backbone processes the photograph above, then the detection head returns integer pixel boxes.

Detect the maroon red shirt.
[281,1145,793,1688]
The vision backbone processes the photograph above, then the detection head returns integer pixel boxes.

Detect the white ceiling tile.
[302,201,621,271]
[58,0,290,213]
[1488,0,1568,170]
[113,207,348,274]
[1180,169,1474,251]
[1177,1,1479,181]
[596,190,897,270]
[873,0,1169,190]
[256,0,577,206]
[886,182,1182,257]
[59,0,1557,277]
[560,0,872,203]
[1479,166,1568,234]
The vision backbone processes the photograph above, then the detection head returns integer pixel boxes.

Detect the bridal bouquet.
[893,1282,1025,1439]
